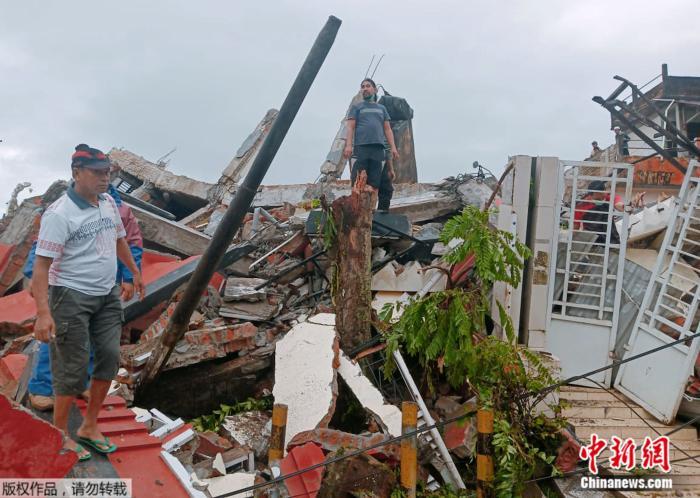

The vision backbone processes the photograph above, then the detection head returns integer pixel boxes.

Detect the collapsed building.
[1,44,700,498]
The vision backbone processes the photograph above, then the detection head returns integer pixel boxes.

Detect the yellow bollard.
[476,408,495,498]
[268,403,288,465]
[401,401,418,498]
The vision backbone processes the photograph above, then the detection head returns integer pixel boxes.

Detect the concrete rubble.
[271,313,339,449]
[6,83,700,497]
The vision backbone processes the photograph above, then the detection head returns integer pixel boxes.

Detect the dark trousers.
[350,156,394,211]
[377,158,394,211]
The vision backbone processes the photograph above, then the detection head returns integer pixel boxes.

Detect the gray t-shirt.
[348,101,391,146]
[36,186,126,296]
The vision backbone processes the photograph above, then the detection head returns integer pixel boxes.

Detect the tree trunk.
[331,172,374,353]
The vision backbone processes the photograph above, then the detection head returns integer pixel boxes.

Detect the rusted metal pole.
[268,403,288,498]
[138,15,342,385]
[268,403,288,466]
[400,401,418,498]
[476,408,495,498]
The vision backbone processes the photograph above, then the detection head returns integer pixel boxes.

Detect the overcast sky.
[1,0,699,213]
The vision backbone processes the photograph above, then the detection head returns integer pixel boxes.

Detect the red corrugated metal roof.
[0,393,77,477]
[75,396,190,498]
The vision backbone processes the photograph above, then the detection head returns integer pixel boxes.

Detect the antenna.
[364,55,376,79]
[370,54,385,79]
[156,147,177,167]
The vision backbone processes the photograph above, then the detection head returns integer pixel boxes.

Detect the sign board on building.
[633,157,688,187]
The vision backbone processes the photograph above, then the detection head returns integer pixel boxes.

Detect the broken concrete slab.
[389,190,462,223]
[319,92,363,179]
[456,179,493,209]
[0,181,68,296]
[371,260,447,293]
[223,277,268,302]
[371,291,410,318]
[204,472,256,498]
[128,202,212,256]
[109,148,214,206]
[337,353,402,437]
[219,300,280,321]
[617,195,676,243]
[215,109,279,199]
[221,411,271,460]
[212,452,226,477]
[272,313,338,449]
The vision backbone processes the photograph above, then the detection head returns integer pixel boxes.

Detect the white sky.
[1,0,699,213]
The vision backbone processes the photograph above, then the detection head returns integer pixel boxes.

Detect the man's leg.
[49,287,91,457]
[377,160,394,212]
[28,342,54,411]
[78,286,122,448]
[350,158,358,186]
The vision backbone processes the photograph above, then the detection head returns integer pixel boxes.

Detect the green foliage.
[382,206,564,494]
[191,396,273,433]
[321,206,337,253]
[382,288,486,388]
[382,206,531,388]
[464,337,565,497]
[391,486,472,498]
[440,206,531,288]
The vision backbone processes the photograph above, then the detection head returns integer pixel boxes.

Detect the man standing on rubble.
[343,78,399,201]
[25,163,143,412]
[31,144,144,461]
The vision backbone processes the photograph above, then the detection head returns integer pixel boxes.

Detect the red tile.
[279,442,325,498]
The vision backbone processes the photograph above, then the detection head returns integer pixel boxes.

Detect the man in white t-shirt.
[32,144,144,461]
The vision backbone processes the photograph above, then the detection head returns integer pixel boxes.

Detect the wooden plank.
[128,202,211,256]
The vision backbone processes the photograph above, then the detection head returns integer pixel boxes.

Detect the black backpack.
[378,94,413,121]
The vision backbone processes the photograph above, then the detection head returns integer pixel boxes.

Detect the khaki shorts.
[48,285,122,396]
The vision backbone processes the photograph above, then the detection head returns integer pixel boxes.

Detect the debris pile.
[0,128,502,495]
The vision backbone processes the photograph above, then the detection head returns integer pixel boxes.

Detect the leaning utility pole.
[138,15,343,386]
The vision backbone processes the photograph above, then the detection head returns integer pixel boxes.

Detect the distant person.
[343,78,399,201]
[614,126,630,157]
[589,141,603,161]
[31,144,143,461]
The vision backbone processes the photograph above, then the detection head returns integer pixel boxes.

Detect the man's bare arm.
[32,255,55,342]
[383,121,399,160]
[117,238,144,300]
[343,119,356,159]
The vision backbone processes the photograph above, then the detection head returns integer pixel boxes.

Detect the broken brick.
[0,353,28,398]
[184,322,257,346]
[288,428,400,463]
[195,431,233,459]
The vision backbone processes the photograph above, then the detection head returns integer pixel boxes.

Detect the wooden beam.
[127,202,211,256]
